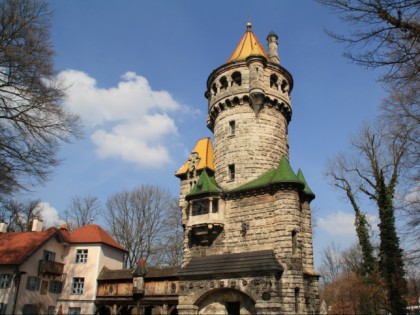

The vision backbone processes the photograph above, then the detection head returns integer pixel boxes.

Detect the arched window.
[231,71,242,86]
[212,83,217,95]
[270,74,278,89]
[281,80,289,93]
[220,76,228,90]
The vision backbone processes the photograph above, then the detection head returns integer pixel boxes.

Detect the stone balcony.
[188,212,224,246]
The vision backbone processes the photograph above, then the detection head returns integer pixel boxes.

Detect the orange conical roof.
[175,138,214,177]
[226,22,270,63]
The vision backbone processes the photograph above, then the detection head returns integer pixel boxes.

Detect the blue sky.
[29,1,387,267]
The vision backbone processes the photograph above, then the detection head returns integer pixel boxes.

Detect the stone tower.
[175,23,320,315]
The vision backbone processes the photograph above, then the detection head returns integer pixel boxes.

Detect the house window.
[49,280,63,293]
[0,303,7,315]
[226,302,240,315]
[40,280,48,295]
[26,276,40,291]
[42,250,56,261]
[71,277,84,295]
[0,274,11,288]
[75,249,88,263]
[229,120,236,135]
[228,164,235,180]
[68,307,81,315]
[47,306,55,315]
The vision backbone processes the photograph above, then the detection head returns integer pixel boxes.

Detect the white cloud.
[58,70,182,167]
[318,211,355,237]
[36,202,65,228]
[318,210,378,237]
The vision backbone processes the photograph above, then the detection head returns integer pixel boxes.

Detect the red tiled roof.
[65,224,127,252]
[0,227,59,265]
[0,224,127,266]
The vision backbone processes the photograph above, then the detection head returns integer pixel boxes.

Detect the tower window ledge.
[188,214,224,228]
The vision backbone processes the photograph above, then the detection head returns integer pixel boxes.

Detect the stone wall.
[213,104,289,190]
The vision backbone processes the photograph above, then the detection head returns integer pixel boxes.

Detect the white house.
[0,221,127,315]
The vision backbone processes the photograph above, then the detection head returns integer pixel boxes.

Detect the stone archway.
[195,288,256,315]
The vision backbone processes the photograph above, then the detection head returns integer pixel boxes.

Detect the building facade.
[0,222,127,315]
[175,24,320,315]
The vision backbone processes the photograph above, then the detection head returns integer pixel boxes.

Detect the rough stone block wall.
[178,275,283,314]
[301,200,315,272]
[214,105,289,190]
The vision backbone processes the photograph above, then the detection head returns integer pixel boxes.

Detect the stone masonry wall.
[214,104,289,190]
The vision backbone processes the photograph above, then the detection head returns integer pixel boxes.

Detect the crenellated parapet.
[205,59,294,131]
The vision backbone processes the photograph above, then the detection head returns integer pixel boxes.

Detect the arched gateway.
[195,288,256,314]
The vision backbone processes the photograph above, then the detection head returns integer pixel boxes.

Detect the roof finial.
[246,16,252,32]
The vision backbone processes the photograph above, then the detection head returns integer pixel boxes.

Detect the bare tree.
[0,198,41,231]
[64,195,100,230]
[326,122,409,314]
[104,185,178,268]
[155,198,183,266]
[318,0,420,86]
[0,0,81,195]
[319,0,420,234]
[320,243,386,314]
[318,242,343,287]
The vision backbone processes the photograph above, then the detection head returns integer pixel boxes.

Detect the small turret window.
[220,76,228,90]
[229,120,236,135]
[292,230,298,255]
[281,80,289,94]
[295,287,300,313]
[212,83,217,95]
[228,164,235,181]
[231,71,242,86]
[270,74,278,89]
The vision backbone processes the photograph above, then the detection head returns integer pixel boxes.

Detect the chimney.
[0,221,8,233]
[31,218,43,232]
[267,31,280,64]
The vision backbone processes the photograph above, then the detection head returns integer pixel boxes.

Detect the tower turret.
[175,24,320,315]
[267,31,280,64]
[205,23,293,190]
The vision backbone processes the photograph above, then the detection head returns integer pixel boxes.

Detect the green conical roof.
[188,169,222,197]
[272,156,301,182]
[231,156,303,192]
[297,169,315,198]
